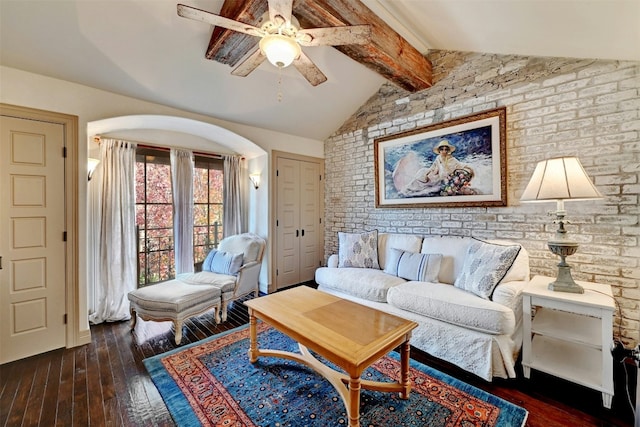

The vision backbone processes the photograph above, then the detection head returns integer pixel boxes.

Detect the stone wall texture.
[324,50,640,346]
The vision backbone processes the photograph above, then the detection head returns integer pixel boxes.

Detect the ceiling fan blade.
[177,4,263,38]
[293,51,327,86]
[267,0,293,25]
[298,25,371,47]
[231,49,267,77]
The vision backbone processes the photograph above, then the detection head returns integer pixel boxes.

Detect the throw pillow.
[202,249,244,275]
[454,241,521,300]
[486,239,528,282]
[384,248,442,282]
[338,230,380,269]
[202,249,218,272]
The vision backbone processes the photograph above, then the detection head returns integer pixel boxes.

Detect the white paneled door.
[0,116,67,364]
[298,160,321,282]
[275,157,300,288]
[275,154,323,290]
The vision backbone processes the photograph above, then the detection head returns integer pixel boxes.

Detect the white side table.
[522,275,615,408]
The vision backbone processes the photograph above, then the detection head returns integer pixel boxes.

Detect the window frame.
[134,147,224,286]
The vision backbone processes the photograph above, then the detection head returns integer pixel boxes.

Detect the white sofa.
[315,232,530,381]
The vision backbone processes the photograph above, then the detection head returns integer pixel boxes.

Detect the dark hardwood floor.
[1,285,636,427]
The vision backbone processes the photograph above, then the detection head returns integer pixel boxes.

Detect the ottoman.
[128,280,222,344]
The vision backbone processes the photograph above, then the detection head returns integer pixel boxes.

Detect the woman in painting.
[393,140,476,197]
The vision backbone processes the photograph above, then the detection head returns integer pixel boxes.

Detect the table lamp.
[520,157,603,293]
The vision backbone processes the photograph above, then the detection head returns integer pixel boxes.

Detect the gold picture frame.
[374,107,507,208]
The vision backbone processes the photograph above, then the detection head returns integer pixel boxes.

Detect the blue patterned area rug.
[144,323,528,426]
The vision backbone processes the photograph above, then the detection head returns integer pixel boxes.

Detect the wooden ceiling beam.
[205,0,265,65]
[293,0,432,92]
[206,0,432,92]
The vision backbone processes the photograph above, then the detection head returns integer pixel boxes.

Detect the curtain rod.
[92,135,243,160]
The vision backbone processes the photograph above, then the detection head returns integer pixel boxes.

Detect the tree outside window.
[193,157,224,264]
[135,148,223,286]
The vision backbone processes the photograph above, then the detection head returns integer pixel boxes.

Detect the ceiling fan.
[177,0,371,86]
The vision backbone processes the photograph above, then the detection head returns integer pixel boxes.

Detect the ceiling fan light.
[259,34,301,68]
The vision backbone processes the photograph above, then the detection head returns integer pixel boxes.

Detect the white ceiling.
[1,0,638,141]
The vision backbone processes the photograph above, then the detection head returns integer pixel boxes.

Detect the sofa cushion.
[387,281,516,335]
[454,241,521,300]
[128,280,222,313]
[378,233,423,270]
[178,271,236,293]
[420,236,474,284]
[491,280,527,320]
[314,267,405,302]
[338,230,380,269]
[203,250,243,275]
[384,249,442,282]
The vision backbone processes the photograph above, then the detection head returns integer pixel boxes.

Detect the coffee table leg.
[400,339,411,399]
[348,375,361,427]
[248,309,258,363]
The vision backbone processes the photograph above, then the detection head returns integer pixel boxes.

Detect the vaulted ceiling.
[1,0,638,141]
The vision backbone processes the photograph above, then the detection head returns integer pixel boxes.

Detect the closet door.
[275,157,300,288]
[298,161,320,283]
[274,153,323,290]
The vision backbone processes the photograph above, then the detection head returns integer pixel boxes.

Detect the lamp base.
[548,265,584,294]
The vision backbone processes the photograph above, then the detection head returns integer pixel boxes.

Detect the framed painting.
[374,107,507,208]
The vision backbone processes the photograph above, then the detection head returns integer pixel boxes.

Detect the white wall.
[0,65,324,345]
[247,154,270,293]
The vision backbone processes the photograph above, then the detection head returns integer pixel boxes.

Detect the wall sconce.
[249,173,261,189]
[88,158,100,181]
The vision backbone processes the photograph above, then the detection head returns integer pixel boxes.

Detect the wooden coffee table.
[244,286,418,427]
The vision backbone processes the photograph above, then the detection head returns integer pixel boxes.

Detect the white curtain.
[89,139,137,324]
[171,148,194,274]
[87,156,102,318]
[223,155,244,236]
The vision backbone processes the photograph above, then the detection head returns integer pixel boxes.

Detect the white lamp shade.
[259,34,301,68]
[520,157,603,202]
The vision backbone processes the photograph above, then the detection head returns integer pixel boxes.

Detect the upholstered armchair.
[128,233,266,345]
[189,232,266,322]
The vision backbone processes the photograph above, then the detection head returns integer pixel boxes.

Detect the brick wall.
[324,50,640,345]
